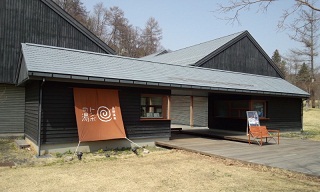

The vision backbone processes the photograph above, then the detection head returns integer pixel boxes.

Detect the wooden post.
[167,96,171,119]
[190,96,194,127]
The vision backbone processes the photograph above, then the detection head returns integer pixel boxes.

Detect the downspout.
[301,98,304,133]
[37,78,45,156]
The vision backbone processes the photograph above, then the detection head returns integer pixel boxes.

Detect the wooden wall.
[0,84,25,134]
[119,90,171,138]
[200,37,281,78]
[0,0,111,84]
[24,81,39,143]
[265,97,302,131]
[32,81,171,144]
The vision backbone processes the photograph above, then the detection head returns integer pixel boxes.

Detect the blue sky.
[82,0,307,59]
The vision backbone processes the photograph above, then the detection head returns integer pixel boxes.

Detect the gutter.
[37,78,45,156]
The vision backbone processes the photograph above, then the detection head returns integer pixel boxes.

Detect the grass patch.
[281,107,320,141]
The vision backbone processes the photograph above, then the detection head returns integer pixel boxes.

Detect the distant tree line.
[53,0,163,58]
[272,49,320,108]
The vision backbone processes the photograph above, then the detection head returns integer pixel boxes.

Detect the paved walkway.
[156,132,320,177]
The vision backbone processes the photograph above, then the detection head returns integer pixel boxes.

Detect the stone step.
[14,140,30,149]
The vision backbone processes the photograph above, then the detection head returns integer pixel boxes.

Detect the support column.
[167,96,171,119]
[190,96,194,127]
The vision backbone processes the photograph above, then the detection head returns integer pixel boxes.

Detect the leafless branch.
[216,0,277,24]
[216,0,320,26]
[297,0,320,11]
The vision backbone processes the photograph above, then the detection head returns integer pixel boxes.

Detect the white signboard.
[246,111,260,134]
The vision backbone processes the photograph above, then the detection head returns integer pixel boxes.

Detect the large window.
[214,100,267,118]
[141,95,168,119]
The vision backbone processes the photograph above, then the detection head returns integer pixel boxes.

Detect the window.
[213,100,267,118]
[141,95,168,119]
[252,101,266,118]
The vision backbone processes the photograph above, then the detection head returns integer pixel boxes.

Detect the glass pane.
[150,97,162,105]
[231,100,249,108]
[253,102,265,117]
[141,97,146,105]
[147,106,155,113]
[141,106,146,117]
[140,95,164,118]
[214,101,228,117]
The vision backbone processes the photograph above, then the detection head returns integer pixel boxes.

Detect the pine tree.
[271,49,287,77]
[297,63,312,92]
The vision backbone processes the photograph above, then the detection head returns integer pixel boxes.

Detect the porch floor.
[156,126,320,177]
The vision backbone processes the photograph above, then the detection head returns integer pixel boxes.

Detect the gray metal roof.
[141,31,244,66]
[19,43,309,98]
[140,50,169,60]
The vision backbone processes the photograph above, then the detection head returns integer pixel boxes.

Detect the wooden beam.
[190,96,194,127]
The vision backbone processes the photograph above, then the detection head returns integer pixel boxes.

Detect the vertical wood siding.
[170,96,190,125]
[209,94,302,132]
[24,81,39,143]
[0,0,110,84]
[0,85,25,134]
[200,37,281,78]
[39,82,170,144]
[41,82,78,144]
[193,97,208,127]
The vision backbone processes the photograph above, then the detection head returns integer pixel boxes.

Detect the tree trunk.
[311,88,316,108]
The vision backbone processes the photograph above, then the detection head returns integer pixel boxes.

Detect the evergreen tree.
[297,63,312,92]
[271,49,287,77]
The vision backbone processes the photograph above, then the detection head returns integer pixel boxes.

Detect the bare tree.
[140,17,163,56]
[86,3,109,41]
[54,1,163,58]
[289,6,319,108]
[120,26,142,57]
[53,0,88,25]
[105,6,131,54]
[282,53,301,84]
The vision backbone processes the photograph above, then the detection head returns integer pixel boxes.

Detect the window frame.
[140,94,169,120]
[250,100,267,118]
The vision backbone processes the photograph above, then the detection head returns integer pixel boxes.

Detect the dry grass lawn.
[1,107,320,191]
[1,146,320,192]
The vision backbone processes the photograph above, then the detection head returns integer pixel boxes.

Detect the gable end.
[195,31,284,78]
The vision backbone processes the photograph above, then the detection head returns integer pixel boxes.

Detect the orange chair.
[248,126,280,146]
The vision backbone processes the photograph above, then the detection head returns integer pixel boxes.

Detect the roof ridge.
[165,30,246,54]
[22,42,282,80]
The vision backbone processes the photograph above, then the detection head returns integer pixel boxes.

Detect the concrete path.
[156,133,320,177]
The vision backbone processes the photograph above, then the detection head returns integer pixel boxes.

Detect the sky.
[82,0,317,64]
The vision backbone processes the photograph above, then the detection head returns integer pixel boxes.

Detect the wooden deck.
[156,130,320,177]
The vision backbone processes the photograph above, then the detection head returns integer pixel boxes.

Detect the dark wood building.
[1,0,309,154]
[0,0,114,135]
[17,42,308,154]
